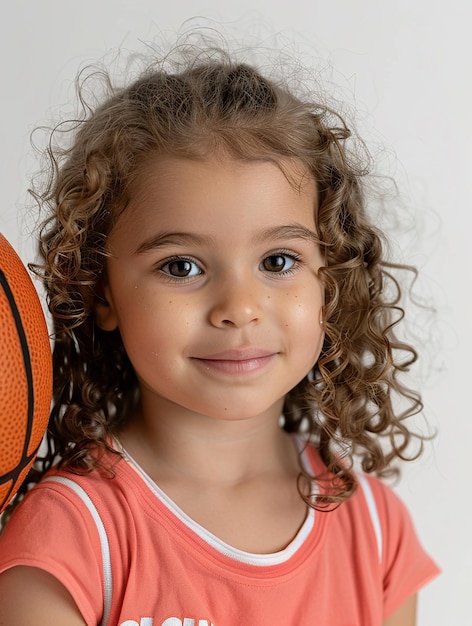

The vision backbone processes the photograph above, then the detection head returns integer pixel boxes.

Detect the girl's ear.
[95,285,119,331]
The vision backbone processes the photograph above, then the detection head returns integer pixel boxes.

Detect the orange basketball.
[0,233,52,513]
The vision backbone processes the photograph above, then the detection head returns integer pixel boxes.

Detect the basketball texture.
[0,233,52,513]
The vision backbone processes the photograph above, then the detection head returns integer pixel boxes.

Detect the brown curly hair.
[6,45,426,518]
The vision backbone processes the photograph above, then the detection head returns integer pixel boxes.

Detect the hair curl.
[5,45,427,520]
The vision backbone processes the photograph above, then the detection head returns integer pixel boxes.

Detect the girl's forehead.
[127,154,316,207]
[108,155,319,247]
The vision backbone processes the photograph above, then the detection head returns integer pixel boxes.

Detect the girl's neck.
[118,399,299,488]
[117,400,308,554]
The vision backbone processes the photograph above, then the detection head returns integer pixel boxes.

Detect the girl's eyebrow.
[135,232,214,254]
[253,224,321,246]
[135,223,320,255]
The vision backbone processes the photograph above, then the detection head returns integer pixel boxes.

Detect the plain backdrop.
[1,1,470,624]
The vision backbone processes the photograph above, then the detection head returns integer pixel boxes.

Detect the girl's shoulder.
[304,443,439,616]
[0,453,138,625]
[0,466,110,625]
[309,444,440,611]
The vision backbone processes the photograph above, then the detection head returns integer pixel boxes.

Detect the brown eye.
[260,254,295,273]
[160,258,202,278]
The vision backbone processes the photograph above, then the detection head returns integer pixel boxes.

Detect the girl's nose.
[208,278,263,329]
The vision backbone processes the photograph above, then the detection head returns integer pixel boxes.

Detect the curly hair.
[6,46,426,518]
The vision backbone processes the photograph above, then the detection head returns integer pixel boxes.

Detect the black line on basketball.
[0,268,35,472]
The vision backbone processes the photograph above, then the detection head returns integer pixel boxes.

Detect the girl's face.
[97,156,324,424]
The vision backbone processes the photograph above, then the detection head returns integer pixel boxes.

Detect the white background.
[1,1,470,624]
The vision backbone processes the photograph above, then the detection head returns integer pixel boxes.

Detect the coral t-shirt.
[0,444,439,626]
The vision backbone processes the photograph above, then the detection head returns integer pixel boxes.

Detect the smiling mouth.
[191,349,278,375]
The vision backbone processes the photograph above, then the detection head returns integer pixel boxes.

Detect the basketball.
[0,233,52,513]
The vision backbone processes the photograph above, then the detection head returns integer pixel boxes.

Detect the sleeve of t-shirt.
[367,475,440,619]
[0,479,104,626]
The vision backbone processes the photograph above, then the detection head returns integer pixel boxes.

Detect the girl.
[0,44,439,625]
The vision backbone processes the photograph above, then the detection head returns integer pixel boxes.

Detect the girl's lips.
[194,348,277,361]
[191,349,278,375]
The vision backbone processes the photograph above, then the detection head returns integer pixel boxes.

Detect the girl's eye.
[260,253,298,273]
[159,258,202,279]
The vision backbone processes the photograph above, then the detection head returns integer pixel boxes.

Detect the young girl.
[0,43,439,625]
